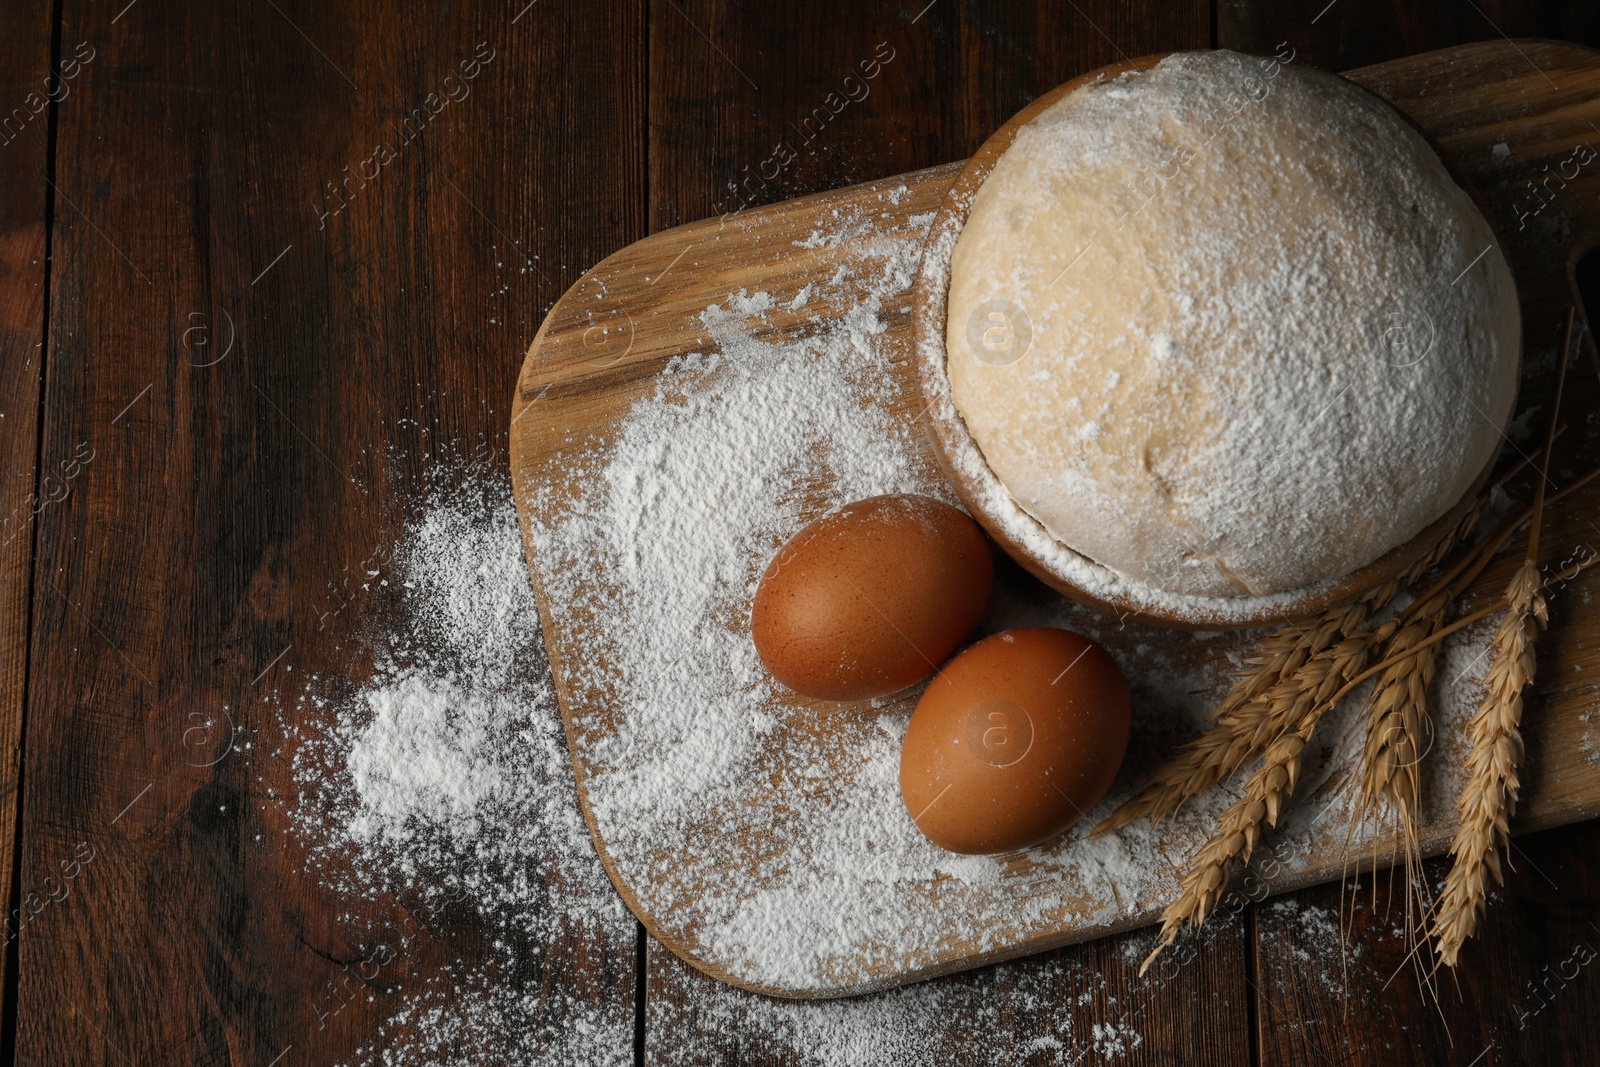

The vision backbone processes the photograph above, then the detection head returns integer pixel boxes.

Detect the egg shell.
[899,627,1130,855]
[751,494,993,701]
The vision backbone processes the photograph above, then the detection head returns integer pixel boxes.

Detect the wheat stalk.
[1428,560,1545,967]
[1100,601,1363,831]
[1347,588,1457,966]
[1351,483,1544,825]
[1095,437,1595,843]
[1326,459,1600,709]
[1359,587,1452,821]
[1137,624,1394,972]
[1092,499,1486,838]
[1135,515,1551,973]
[1145,307,1580,966]
[1429,305,1576,968]
[1135,443,1593,968]
[1139,722,1315,975]
[1544,551,1600,589]
[1212,494,1492,726]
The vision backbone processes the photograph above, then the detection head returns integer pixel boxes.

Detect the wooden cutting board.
[510,40,1600,998]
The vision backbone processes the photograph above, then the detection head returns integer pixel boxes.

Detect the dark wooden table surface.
[6,2,1600,1065]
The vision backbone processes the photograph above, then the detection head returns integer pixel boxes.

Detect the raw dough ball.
[945,51,1519,598]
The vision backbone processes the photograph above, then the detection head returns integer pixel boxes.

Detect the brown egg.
[751,494,993,701]
[899,627,1130,855]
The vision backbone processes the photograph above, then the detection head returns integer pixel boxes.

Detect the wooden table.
[5,1,1600,1064]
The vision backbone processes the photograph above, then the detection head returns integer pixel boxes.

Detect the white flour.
[280,476,631,1067]
[345,675,507,850]
[280,460,1207,1067]
[648,916,1240,1066]
[1261,899,1364,1003]
[283,187,1511,1062]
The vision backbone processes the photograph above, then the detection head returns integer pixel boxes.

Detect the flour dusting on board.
[526,191,1502,995]
[276,459,1184,1066]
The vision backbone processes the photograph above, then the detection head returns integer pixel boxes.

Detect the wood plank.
[646,913,1251,1066]
[16,2,643,1063]
[1220,0,1600,74]
[649,0,1214,230]
[639,0,1239,1056]
[0,0,57,1023]
[1254,820,1600,1066]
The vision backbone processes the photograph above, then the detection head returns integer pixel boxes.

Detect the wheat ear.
[1428,560,1545,967]
[1089,604,1362,837]
[1129,443,1595,971]
[1137,507,1551,974]
[1094,430,1577,842]
[1359,587,1451,822]
[1304,458,1600,717]
[1100,450,1596,843]
[1139,722,1315,975]
[1138,624,1395,973]
[1093,499,1485,839]
[1430,305,1575,967]
[1347,585,1459,965]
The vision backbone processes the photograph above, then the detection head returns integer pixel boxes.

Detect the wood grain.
[648,0,1213,230]
[646,912,1251,1066]
[15,2,642,1063]
[0,0,55,1029]
[514,37,1600,1000]
[1220,0,1600,75]
[1254,820,1600,1066]
[7,2,1600,1064]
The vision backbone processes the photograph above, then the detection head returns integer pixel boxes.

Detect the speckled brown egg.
[899,627,1130,855]
[751,494,993,701]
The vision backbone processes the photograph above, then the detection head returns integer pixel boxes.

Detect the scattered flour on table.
[277,463,1192,1067]
[1261,899,1363,1001]
[646,913,1246,1067]
[279,474,631,1067]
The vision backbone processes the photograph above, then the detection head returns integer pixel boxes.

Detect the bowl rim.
[909,49,1519,630]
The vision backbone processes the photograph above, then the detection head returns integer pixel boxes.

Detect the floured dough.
[946,50,1519,598]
